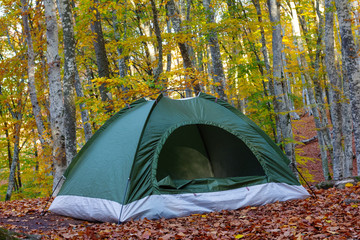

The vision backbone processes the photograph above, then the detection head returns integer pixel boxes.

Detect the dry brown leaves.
[1,185,360,239]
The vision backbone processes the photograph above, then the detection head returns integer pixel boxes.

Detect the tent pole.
[40,175,66,216]
[293,163,317,199]
[118,177,131,224]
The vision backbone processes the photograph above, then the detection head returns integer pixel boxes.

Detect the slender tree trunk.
[289,0,332,178]
[166,17,172,73]
[342,75,354,175]
[313,0,333,159]
[268,0,296,175]
[281,46,300,120]
[325,0,346,179]
[21,0,47,147]
[166,0,200,94]
[4,121,12,169]
[90,0,111,102]
[251,0,278,141]
[150,0,163,82]
[5,114,22,201]
[45,0,67,192]
[74,70,93,142]
[335,0,360,176]
[113,0,128,79]
[203,0,227,101]
[57,0,77,166]
[67,4,93,142]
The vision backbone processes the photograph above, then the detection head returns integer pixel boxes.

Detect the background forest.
[0,0,360,201]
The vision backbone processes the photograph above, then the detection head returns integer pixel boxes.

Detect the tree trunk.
[325,0,346,179]
[251,0,278,141]
[5,114,22,201]
[90,0,111,102]
[57,0,77,166]
[45,0,67,192]
[203,0,227,101]
[113,0,128,79]
[289,0,332,178]
[150,0,163,82]
[166,0,200,94]
[166,17,172,73]
[335,0,360,176]
[342,74,354,176]
[268,0,296,175]
[75,70,93,142]
[21,0,47,147]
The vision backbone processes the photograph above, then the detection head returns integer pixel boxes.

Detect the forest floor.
[1,113,360,239]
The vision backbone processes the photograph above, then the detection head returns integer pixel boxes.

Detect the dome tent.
[49,93,309,223]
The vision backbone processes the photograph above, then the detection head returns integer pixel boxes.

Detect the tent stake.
[40,175,65,216]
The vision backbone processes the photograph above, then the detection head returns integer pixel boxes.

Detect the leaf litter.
[1,185,360,239]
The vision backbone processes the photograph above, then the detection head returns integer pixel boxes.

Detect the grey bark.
[281,46,300,120]
[203,0,227,101]
[65,3,94,142]
[45,0,67,192]
[166,0,200,94]
[5,115,21,201]
[90,0,111,102]
[166,17,172,73]
[313,0,333,158]
[251,0,278,141]
[342,74,353,176]
[335,0,360,176]
[353,1,360,49]
[325,0,346,179]
[113,0,128,79]
[2,81,24,201]
[21,0,47,147]
[150,0,163,82]
[57,0,77,165]
[289,0,332,179]
[268,0,296,175]
[75,70,93,142]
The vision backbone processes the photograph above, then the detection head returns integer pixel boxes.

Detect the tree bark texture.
[342,75,354,176]
[335,0,360,175]
[21,0,47,147]
[57,0,77,165]
[289,0,332,178]
[166,0,200,94]
[325,0,346,179]
[268,0,296,175]
[113,0,128,79]
[45,0,67,192]
[5,114,22,201]
[90,0,111,102]
[75,69,93,142]
[203,0,227,101]
[150,0,163,82]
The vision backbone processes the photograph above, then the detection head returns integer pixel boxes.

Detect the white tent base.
[49,182,309,223]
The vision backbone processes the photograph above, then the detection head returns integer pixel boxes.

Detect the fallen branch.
[300,135,317,144]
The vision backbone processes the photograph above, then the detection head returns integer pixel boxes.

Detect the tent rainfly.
[49,93,309,223]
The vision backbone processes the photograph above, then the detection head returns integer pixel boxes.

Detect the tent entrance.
[156,124,265,186]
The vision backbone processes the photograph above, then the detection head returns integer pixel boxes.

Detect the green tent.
[49,93,309,223]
